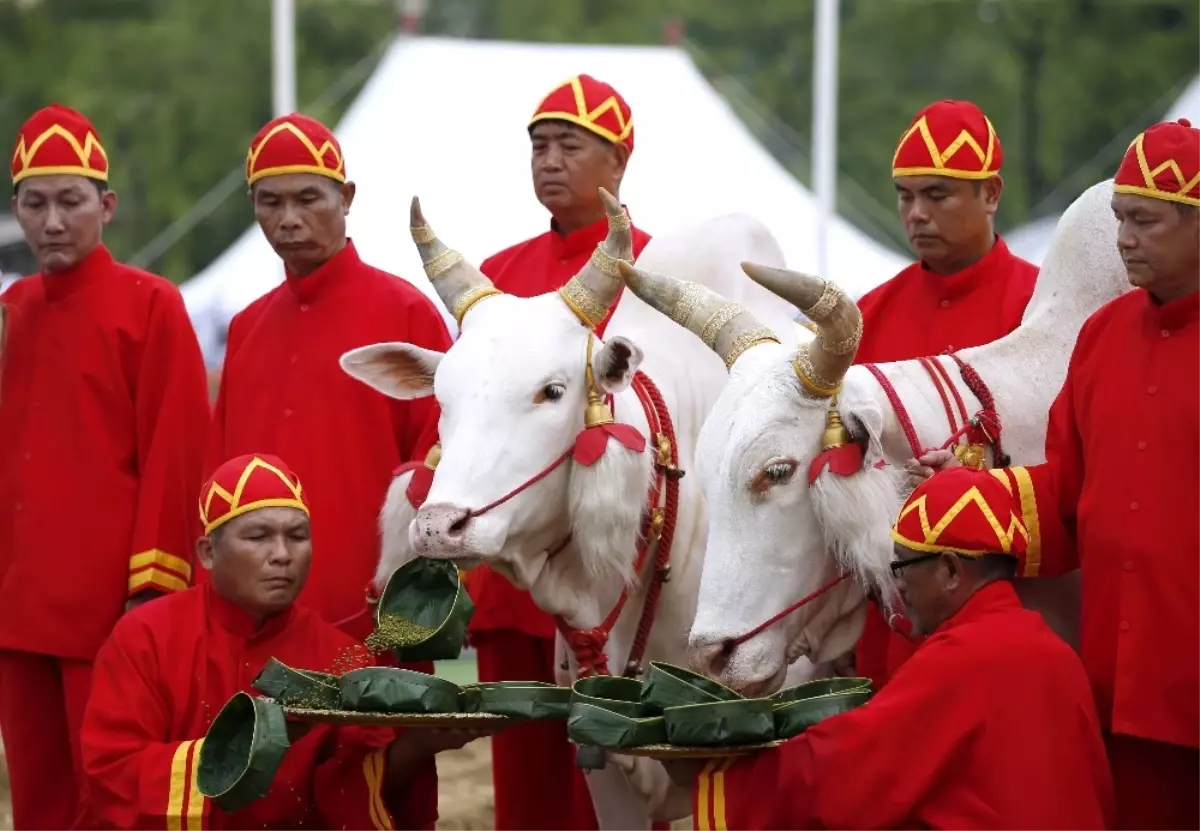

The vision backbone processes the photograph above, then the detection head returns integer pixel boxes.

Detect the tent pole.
[812,0,839,285]
[273,0,297,116]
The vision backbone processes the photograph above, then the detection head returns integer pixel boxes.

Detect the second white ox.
[612,179,1128,695]
[340,191,811,826]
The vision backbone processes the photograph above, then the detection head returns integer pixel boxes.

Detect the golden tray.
[281,706,515,729]
[613,739,784,759]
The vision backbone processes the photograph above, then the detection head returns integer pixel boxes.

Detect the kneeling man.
[676,467,1114,830]
[79,453,488,829]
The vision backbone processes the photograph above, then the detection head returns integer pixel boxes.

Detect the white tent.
[1007,74,1200,266]
[182,36,907,365]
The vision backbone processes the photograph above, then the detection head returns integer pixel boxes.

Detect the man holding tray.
[669,467,1113,830]
[77,454,495,829]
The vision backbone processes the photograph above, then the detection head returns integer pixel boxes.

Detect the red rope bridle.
[724,351,1002,652]
[556,371,681,679]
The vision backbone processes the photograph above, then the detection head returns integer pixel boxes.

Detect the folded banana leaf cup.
[640,662,743,713]
[571,676,645,718]
[567,675,668,749]
[251,657,340,709]
[770,677,873,739]
[663,698,777,748]
[196,692,290,813]
[371,558,473,662]
[459,681,571,720]
[339,667,461,714]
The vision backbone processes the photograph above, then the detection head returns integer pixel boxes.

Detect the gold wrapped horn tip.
[423,443,442,469]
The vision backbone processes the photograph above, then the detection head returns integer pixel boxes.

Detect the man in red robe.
[463,74,652,831]
[673,467,1114,830]
[913,118,1200,830]
[0,104,210,829]
[79,453,494,830]
[204,113,452,633]
[850,100,1040,690]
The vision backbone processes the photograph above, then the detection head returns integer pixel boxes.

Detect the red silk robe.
[998,288,1198,829]
[206,241,450,627]
[470,215,651,831]
[78,582,438,830]
[852,236,1038,689]
[695,582,1113,830]
[0,244,211,657]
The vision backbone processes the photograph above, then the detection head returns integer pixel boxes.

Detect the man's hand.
[903,448,959,487]
[125,589,165,614]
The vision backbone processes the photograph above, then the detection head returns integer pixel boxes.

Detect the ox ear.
[339,342,443,400]
[843,399,886,467]
[592,335,643,395]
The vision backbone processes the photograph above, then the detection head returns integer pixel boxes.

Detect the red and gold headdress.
[529,74,635,152]
[245,113,346,187]
[200,454,310,534]
[11,103,109,186]
[892,100,1002,181]
[891,466,1027,557]
[1113,118,1200,207]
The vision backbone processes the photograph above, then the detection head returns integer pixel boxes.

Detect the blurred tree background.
[1,0,1196,282]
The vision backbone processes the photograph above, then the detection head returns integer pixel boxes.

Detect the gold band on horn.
[410,224,437,245]
[452,285,503,326]
[793,347,842,398]
[801,280,841,321]
[724,327,781,369]
[423,249,464,281]
[819,316,865,357]
[558,280,610,329]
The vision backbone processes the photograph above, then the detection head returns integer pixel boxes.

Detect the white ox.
[341,192,815,826]
[612,179,1128,695]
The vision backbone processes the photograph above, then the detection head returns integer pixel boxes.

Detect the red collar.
[548,208,633,261]
[284,238,360,305]
[206,581,296,641]
[1143,288,1199,332]
[918,235,1016,302]
[41,243,112,302]
[934,580,1019,635]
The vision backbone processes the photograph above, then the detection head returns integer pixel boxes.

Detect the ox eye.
[535,382,566,403]
[751,459,798,494]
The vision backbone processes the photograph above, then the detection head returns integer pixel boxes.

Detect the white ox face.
[341,192,651,595]
[613,261,901,696]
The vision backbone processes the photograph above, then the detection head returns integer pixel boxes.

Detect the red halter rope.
[556,371,682,679]
[725,352,1001,652]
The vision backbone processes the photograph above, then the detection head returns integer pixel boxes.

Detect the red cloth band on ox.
[573,422,646,466]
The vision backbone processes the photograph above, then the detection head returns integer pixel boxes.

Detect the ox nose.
[410,502,472,558]
[687,639,731,682]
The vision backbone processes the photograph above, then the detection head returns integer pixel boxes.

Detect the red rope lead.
[725,572,850,650]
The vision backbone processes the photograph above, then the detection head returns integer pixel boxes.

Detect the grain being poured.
[365,615,435,653]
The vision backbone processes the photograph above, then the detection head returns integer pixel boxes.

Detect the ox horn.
[409,197,501,326]
[558,188,634,329]
[741,263,862,398]
[614,261,780,369]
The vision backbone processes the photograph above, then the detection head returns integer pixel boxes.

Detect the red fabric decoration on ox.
[392,460,434,510]
[572,422,646,467]
[807,443,865,485]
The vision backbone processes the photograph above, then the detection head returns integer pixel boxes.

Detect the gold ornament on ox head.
[585,390,615,428]
[821,402,852,450]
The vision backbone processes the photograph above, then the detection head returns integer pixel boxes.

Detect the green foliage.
[1,0,1196,281]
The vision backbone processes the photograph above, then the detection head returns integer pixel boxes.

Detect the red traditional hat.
[1113,118,1200,207]
[892,100,1002,180]
[245,113,346,187]
[891,466,1027,557]
[11,103,109,186]
[200,454,310,534]
[529,74,635,152]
